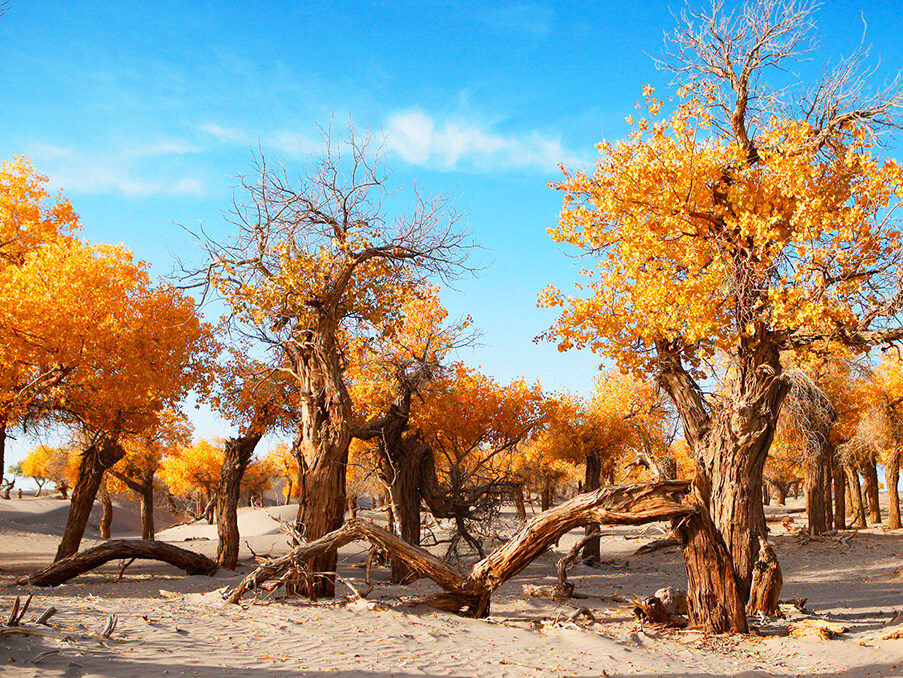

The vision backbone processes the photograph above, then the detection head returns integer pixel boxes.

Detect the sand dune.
[2,496,903,677]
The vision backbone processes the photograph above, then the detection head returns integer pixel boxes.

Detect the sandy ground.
[1,494,903,677]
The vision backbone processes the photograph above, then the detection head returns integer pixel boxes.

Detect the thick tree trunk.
[581,454,602,562]
[845,465,866,529]
[763,484,771,505]
[833,458,846,529]
[806,439,831,535]
[886,451,900,530]
[216,432,263,569]
[863,460,881,524]
[99,480,112,539]
[386,440,423,584]
[746,537,782,616]
[23,540,217,586]
[55,438,125,561]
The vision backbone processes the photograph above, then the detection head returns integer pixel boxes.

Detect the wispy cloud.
[199,123,248,144]
[28,142,206,198]
[383,110,582,172]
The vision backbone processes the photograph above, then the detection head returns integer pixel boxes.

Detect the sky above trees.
[2,0,902,452]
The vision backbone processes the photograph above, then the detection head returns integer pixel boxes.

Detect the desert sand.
[2,494,903,677]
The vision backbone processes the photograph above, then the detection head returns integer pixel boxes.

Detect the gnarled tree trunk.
[216,430,264,569]
[845,465,866,529]
[56,437,126,561]
[806,438,832,535]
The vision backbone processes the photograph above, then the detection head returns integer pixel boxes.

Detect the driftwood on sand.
[228,480,694,617]
[19,540,218,586]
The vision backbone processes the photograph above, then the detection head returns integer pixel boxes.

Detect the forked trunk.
[216,432,263,569]
[886,451,900,530]
[863,461,881,524]
[581,454,602,562]
[56,438,126,561]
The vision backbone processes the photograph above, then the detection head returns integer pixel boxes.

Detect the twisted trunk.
[56,437,126,561]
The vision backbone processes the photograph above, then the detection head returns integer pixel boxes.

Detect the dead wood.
[633,537,680,556]
[228,480,694,618]
[632,596,688,628]
[746,536,783,616]
[20,540,218,586]
[787,619,847,639]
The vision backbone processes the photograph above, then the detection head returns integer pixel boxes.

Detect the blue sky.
[2,1,903,463]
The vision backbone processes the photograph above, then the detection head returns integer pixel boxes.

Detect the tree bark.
[512,483,527,520]
[863,460,881,524]
[139,479,155,540]
[581,454,602,562]
[22,540,217,586]
[540,477,554,511]
[55,438,126,561]
[806,439,832,535]
[833,458,846,530]
[746,537,782,616]
[99,479,112,539]
[215,431,263,569]
[886,450,900,530]
[845,465,866,529]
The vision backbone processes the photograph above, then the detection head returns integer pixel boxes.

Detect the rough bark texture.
[581,454,602,562]
[746,537,782,616]
[512,483,527,520]
[887,450,900,530]
[845,465,866,529]
[806,439,832,535]
[139,482,155,540]
[863,461,881,524]
[55,438,126,561]
[23,540,217,586]
[833,459,847,530]
[540,477,553,511]
[216,430,263,569]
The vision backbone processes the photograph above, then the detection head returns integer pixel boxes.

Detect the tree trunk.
[806,439,831,535]
[833,455,846,530]
[581,454,602,562]
[140,479,155,540]
[99,479,112,539]
[512,483,527,520]
[845,465,866,529]
[746,537,782,616]
[541,477,554,511]
[385,439,423,584]
[863,460,881,524]
[215,432,263,569]
[23,540,217,586]
[763,484,770,505]
[886,450,900,530]
[772,481,787,506]
[55,438,125,561]
[0,422,6,493]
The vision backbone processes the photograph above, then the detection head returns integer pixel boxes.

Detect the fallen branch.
[229,480,694,617]
[20,540,218,586]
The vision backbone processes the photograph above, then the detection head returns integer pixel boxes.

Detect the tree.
[20,445,74,498]
[108,409,194,540]
[348,281,472,582]
[160,438,225,521]
[541,1,903,631]
[0,157,80,487]
[200,129,472,594]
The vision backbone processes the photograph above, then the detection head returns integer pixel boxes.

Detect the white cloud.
[28,142,206,198]
[384,110,582,172]
[199,123,248,144]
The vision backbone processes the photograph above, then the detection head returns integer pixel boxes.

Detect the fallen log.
[20,540,218,586]
[229,480,694,618]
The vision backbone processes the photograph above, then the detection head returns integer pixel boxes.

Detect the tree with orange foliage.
[20,445,75,498]
[107,410,193,540]
[161,438,225,522]
[348,281,472,581]
[415,364,545,559]
[540,2,903,631]
[263,442,299,504]
[199,130,472,594]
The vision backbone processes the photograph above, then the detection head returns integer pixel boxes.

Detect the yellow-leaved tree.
[540,1,903,631]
